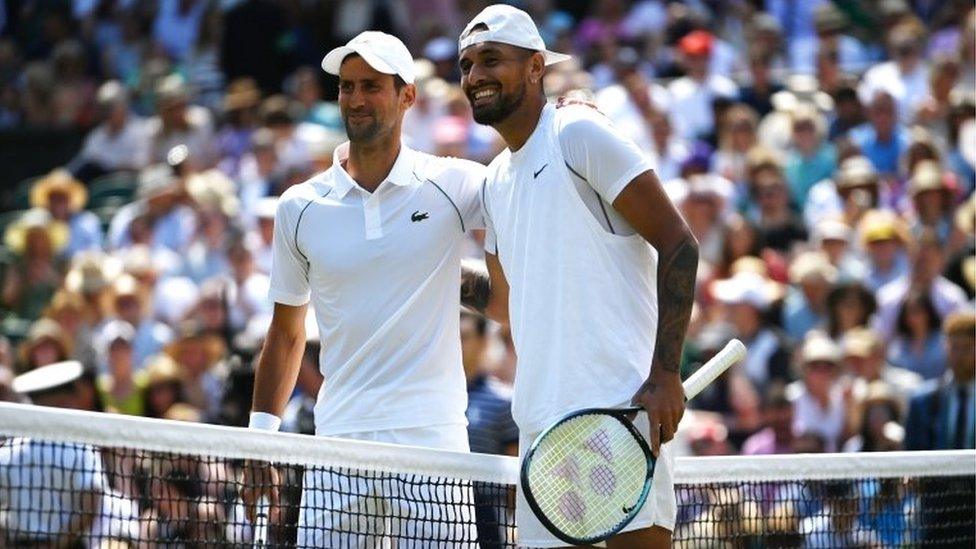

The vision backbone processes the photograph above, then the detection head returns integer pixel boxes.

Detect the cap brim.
[322,46,398,77]
[543,50,571,66]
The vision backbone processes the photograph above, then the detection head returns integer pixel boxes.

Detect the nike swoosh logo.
[533,164,548,179]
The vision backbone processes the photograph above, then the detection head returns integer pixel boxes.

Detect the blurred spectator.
[100,273,174,370]
[749,159,808,252]
[594,46,670,153]
[859,22,930,126]
[850,90,909,176]
[141,353,187,419]
[738,48,783,118]
[71,81,151,180]
[686,321,761,447]
[789,333,848,452]
[812,218,865,281]
[49,40,97,128]
[857,209,911,292]
[805,155,880,232]
[108,163,197,253]
[873,228,968,339]
[183,5,226,112]
[784,104,836,207]
[95,319,144,415]
[906,160,955,244]
[841,327,921,406]
[783,251,837,342]
[462,312,517,457]
[248,197,276,274]
[886,290,949,380]
[905,310,976,450]
[1,209,67,320]
[164,321,226,420]
[668,30,738,141]
[152,0,207,63]
[711,271,791,393]
[824,282,876,340]
[29,170,103,258]
[842,382,905,454]
[224,236,271,332]
[1,361,111,545]
[215,77,262,177]
[713,104,758,184]
[16,318,71,372]
[146,75,215,166]
[741,383,795,455]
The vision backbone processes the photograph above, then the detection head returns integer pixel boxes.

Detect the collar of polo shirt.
[330,142,418,198]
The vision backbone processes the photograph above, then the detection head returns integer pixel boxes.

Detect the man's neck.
[346,135,401,193]
[493,94,546,152]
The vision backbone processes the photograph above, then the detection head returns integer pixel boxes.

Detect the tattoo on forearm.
[652,238,698,373]
[461,263,491,314]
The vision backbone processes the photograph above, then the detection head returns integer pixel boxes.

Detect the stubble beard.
[471,82,526,126]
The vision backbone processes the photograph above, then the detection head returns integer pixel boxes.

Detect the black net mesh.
[1,438,974,548]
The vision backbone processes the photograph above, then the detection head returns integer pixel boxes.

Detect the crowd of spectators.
[0,0,974,475]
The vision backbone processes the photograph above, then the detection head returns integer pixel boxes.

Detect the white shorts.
[515,413,677,548]
[297,424,477,548]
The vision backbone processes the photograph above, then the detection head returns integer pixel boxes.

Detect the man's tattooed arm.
[460,260,492,315]
[649,238,699,374]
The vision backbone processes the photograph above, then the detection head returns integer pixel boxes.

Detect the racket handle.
[682,339,746,400]
[254,495,269,547]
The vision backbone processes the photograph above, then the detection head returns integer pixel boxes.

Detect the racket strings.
[526,413,649,539]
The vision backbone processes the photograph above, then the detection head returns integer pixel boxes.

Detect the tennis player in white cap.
[456,5,698,547]
[242,31,487,547]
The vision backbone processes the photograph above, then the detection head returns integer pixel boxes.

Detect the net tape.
[0,403,973,547]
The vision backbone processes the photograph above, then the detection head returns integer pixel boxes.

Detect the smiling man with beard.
[456,5,699,548]
[240,31,488,547]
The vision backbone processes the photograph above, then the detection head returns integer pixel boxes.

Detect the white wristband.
[248,412,282,432]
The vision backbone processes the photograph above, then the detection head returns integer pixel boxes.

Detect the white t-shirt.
[667,74,739,140]
[482,104,659,432]
[79,117,151,170]
[270,143,484,436]
[0,439,105,540]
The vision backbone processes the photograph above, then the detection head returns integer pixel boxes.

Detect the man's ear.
[401,83,417,110]
[529,52,545,85]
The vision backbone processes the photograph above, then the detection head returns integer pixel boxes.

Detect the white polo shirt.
[270,143,485,436]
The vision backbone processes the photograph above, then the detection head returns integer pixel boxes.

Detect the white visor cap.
[459,4,571,66]
[322,31,416,84]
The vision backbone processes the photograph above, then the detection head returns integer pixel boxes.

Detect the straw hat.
[2,208,69,255]
[842,327,883,359]
[835,156,878,190]
[186,169,239,217]
[18,318,72,368]
[908,160,950,197]
[142,353,183,387]
[789,251,838,285]
[29,169,88,212]
[858,209,909,246]
[65,252,123,295]
[799,333,842,365]
[712,271,784,311]
[223,77,261,112]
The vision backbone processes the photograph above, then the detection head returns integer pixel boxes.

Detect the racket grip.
[682,339,746,400]
[254,495,269,547]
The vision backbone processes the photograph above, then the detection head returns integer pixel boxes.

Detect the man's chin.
[472,105,510,126]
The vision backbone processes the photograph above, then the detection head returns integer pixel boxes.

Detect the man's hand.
[241,459,281,525]
[632,370,685,457]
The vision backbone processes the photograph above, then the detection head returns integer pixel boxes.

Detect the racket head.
[520,407,655,545]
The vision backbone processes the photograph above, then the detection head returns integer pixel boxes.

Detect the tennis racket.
[252,496,269,547]
[520,339,746,545]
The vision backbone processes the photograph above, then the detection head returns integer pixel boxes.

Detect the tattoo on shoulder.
[461,263,491,314]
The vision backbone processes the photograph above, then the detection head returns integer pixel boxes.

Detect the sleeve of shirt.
[556,106,654,205]
[451,159,487,231]
[70,444,106,491]
[268,190,311,306]
[481,180,497,255]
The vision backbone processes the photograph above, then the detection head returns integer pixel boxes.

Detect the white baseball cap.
[459,4,571,66]
[322,31,416,84]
